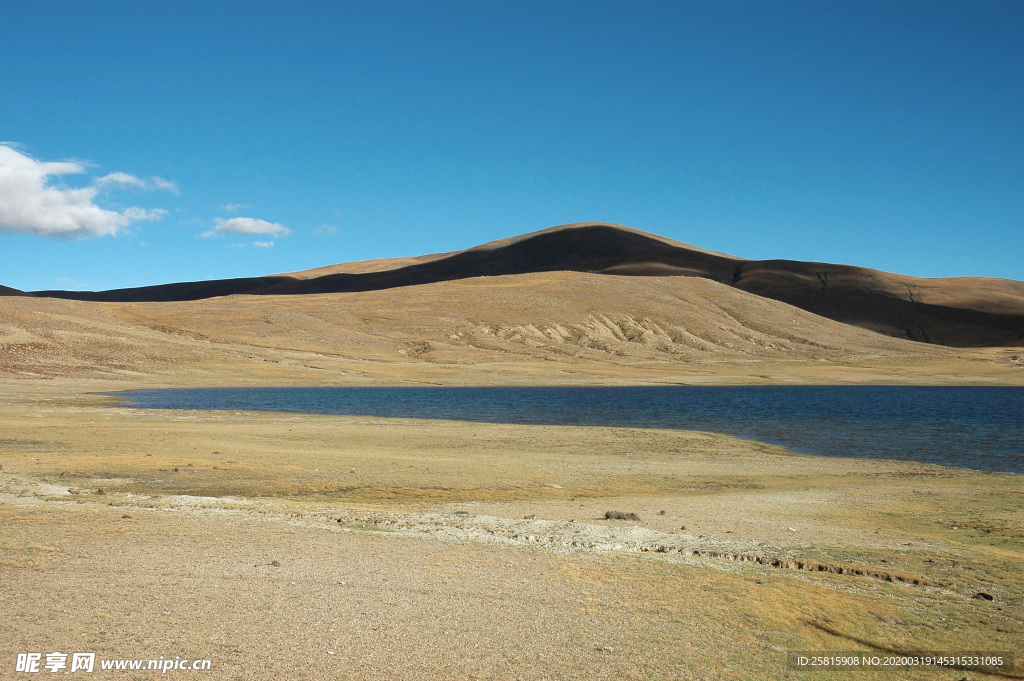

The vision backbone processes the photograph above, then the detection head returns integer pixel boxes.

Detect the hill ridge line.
[12,222,1024,348]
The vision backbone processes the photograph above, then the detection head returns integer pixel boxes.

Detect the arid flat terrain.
[2,225,1023,679]
[1,383,1022,680]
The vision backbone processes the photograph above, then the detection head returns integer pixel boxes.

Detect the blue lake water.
[108,386,1024,474]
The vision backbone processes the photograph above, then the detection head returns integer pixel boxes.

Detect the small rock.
[972,592,994,601]
[523,514,535,520]
[659,510,666,515]
[680,525,687,530]
[270,560,282,567]
[121,514,132,519]
[596,646,614,653]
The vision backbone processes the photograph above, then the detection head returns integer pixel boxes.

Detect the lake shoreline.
[105,384,1024,474]
[3,377,1023,679]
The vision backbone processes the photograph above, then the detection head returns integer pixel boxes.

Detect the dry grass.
[3,272,1023,386]
[1,380,1022,679]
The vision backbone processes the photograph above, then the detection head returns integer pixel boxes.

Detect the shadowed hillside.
[732,260,1024,347]
[16,222,1024,347]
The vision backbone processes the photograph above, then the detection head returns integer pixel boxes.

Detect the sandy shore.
[1,378,1021,680]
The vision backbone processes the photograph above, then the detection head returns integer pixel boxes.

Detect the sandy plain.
[1,270,1023,679]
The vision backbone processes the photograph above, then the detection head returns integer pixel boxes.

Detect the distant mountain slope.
[4,270,1002,383]
[277,251,457,278]
[17,222,1024,347]
[732,260,1024,347]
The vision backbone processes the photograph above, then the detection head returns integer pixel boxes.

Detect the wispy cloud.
[252,240,275,248]
[0,145,168,238]
[150,177,180,194]
[203,216,290,238]
[96,172,147,189]
[97,172,180,194]
[221,203,252,214]
[314,223,339,236]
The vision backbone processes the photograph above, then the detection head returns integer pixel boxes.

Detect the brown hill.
[732,260,1024,347]
[0,271,974,382]
[17,222,1024,347]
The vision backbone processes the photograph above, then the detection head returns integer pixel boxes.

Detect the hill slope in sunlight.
[17,222,1024,348]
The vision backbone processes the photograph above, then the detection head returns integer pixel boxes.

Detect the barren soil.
[1,381,1022,680]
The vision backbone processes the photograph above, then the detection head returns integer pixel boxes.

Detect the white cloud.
[0,145,168,238]
[221,203,252,213]
[204,216,290,238]
[96,172,147,189]
[252,240,275,248]
[150,177,180,194]
[314,223,339,236]
[97,172,179,194]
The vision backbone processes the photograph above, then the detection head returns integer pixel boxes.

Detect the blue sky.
[1,0,1021,291]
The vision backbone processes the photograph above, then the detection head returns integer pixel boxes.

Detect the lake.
[108,386,1024,474]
